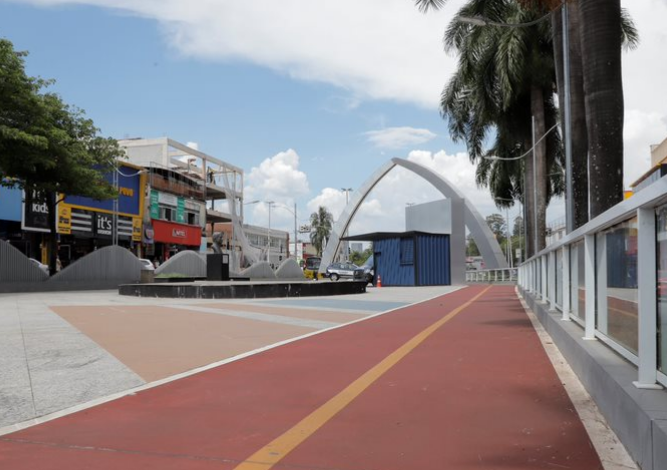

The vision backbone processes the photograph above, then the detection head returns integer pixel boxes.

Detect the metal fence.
[519,175,667,389]
[0,243,142,292]
[155,251,206,278]
[466,268,517,283]
[0,240,48,283]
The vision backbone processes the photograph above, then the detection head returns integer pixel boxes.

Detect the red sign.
[152,219,201,246]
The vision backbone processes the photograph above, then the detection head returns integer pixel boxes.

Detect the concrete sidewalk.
[0,285,622,469]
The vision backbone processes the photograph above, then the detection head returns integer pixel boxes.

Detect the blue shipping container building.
[345,231,451,286]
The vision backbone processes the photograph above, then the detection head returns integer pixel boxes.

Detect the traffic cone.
[377,274,382,288]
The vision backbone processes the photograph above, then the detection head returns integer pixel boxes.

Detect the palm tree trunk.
[579,0,624,218]
[552,2,589,228]
[531,85,548,253]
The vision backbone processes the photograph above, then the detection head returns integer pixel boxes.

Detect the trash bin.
[140,268,154,283]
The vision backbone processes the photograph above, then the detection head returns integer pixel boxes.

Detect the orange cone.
[377,274,382,288]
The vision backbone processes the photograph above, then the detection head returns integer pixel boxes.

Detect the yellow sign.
[132,217,142,242]
[58,205,72,235]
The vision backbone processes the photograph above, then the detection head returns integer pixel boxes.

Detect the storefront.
[151,219,203,261]
[56,163,145,265]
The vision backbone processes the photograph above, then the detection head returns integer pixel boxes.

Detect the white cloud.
[15,0,667,171]
[364,127,437,149]
[624,109,667,186]
[246,149,309,199]
[16,0,460,108]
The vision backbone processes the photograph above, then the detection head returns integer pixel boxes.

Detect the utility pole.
[266,200,274,263]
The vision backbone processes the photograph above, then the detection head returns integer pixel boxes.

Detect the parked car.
[360,255,374,284]
[325,262,365,281]
[139,258,155,271]
[29,258,49,275]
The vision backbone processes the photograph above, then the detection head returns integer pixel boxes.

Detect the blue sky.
[1,0,665,236]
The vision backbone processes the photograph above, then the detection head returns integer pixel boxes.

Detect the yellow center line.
[233,285,493,470]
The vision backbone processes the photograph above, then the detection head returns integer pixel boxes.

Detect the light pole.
[341,188,352,261]
[266,200,274,263]
[272,202,299,261]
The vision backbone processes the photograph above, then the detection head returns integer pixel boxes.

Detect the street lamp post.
[266,200,274,263]
[271,202,299,261]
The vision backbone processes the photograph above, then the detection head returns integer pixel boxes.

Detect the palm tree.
[417,0,638,245]
[310,206,333,256]
[438,0,561,255]
[549,1,638,225]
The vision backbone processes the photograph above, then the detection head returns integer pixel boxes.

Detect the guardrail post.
[562,247,571,321]
[584,234,596,340]
[596,233,608,336]
[634,207,663,389]
[549,251,556,311]
[541,256,548,303]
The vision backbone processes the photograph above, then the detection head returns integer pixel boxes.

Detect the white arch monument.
[318,158,508,273]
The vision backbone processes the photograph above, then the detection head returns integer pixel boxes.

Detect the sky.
[1,0,666,239]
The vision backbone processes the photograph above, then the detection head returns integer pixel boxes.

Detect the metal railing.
[466,268,518,283]
[518,174,667,389]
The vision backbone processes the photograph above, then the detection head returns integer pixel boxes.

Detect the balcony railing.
[518,175,667,389]
[466,268,517,283]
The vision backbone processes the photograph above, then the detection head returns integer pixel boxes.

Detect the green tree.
[0,39,124,274]
[433,0,562,256]
[309,206,333,257]
[466,234,480,257]
[350,246,373,266]
[416,0,637,253]
[487,213,507,243]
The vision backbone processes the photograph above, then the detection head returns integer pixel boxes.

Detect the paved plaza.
[0,285,452,431]
[0,285,635,469]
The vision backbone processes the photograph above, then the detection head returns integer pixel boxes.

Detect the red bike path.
[0,285,603,469]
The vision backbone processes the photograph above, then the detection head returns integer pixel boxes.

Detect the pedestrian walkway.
[0,285,613,469]
[0,286,448,429]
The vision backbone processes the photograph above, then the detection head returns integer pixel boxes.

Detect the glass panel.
[598,218,638,354]
[570,241,585,320]
[556,248,563,307]
[657,206,667,371]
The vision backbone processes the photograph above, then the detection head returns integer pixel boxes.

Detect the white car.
[139,258,155,271]
[29,258,50,275]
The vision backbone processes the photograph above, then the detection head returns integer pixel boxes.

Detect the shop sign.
[64,163,143,217]
[96,213,113,236]
[153,219,201,246]
[58,205,72,235]
[0,184,22,222]
[176,197,185,224]
[150,190,160,219]
[143,223,155,244]
[158,191,178,207]
[22,190,54,233]
[132,218,142,242]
